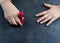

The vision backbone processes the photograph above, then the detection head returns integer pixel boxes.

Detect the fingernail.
[44,3,46,4]
[46,24,48,26]
[40,22,43,24]
[15,24,17,26]
[21,25,22,27]
[37,20,39,22]
[20,23,22,26]
[44,3,47,5]
[35,15,37,16]
[21,24,22,26]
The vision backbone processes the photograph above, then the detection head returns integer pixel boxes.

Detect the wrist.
[1,0,11,6]
[1,0,11,9]
[1,0,13,12]
[0,0,6,5]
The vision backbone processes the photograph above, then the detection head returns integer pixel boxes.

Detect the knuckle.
[14,13,17,15]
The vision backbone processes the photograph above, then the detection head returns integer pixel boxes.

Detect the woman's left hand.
[35,3,60,26]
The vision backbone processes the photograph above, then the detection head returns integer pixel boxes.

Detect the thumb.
[44,3,55,8]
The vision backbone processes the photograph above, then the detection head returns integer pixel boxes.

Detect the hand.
[1,0,23,26]
[35,3,60,26]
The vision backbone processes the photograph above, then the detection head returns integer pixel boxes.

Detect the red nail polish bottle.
[19,11,24,24]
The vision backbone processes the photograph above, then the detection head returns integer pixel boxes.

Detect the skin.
[1,0,23,26]
[1,0,60,26]
[35,3,60,26]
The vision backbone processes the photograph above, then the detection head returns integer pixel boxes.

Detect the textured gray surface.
[0,0,60,43]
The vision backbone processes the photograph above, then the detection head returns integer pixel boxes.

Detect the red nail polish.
[19,11,24,24]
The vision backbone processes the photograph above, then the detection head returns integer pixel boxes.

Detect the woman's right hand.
[1,0,23,26]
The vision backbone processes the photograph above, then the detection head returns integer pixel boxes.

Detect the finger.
[14,16,22,26]
[5,17,11,24]
[10,18,17,25]
[46,18,56,26]
[44,3,55,8]
[17,10,19,15]
[6,17,16,25]
[40,16,52,24]
[8,19,12,24]
[35,11,48,16]
[37,14,49,22]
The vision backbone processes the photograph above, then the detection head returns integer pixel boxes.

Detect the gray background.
[0,0,60,43]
